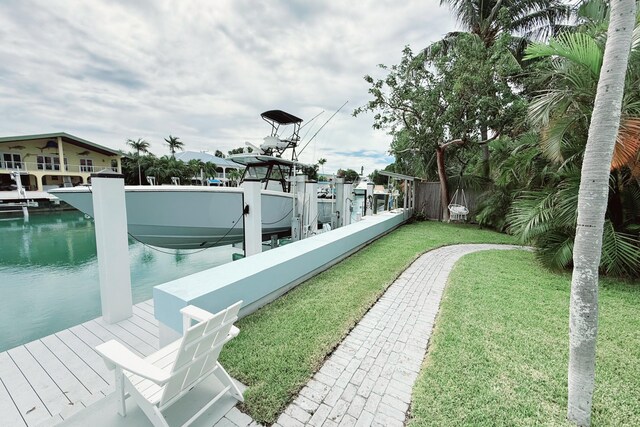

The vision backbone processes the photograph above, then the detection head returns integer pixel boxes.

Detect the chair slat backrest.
[199,302,241,376]
[159,302,241,406]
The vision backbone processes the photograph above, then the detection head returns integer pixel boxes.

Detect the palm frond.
[540,115,576,163]
[507,190,557,243]
[600,220,640,277]
[612,117,640,170]
[535,228,576,270]
[524,32,603,77]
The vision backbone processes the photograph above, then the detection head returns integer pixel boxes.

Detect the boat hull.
[49,186,293,249]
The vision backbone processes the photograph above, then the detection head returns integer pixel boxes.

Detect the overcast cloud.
[0,0,456,175]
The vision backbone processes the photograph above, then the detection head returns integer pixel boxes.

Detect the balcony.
[0,160,118,174]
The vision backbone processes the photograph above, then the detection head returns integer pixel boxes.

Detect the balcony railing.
[0,161,118,174]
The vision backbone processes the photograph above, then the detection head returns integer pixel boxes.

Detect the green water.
[0,211,241,352]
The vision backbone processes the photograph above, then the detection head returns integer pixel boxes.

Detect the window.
[80,158,93,172]
[2,153,23,169]
[37,155,67,171]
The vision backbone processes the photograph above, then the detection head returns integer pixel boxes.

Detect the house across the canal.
[0,132,122,194]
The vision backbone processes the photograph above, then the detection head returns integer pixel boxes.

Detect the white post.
[334,178,344,228]
[291,174,306,240]
[305,180,318,237]
[403,179,409,220]
[243,178,262,257]
[91,172,132,324]
[343,183,353,226]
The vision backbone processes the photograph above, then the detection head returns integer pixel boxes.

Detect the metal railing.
[0,161,118,174]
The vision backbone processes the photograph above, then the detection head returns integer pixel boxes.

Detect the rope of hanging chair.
[448,187,468,214]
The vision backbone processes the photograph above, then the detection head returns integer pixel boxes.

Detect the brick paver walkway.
[216,244,523,427]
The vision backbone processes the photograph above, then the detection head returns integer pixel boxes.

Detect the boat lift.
[3,171,37,220]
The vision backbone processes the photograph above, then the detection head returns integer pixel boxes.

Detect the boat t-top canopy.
[261,110,302,125]
[260,110,303,160]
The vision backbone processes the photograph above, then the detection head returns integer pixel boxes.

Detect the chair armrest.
[229,325,240,338]
[96,340,171,385]
[181,305,214,324]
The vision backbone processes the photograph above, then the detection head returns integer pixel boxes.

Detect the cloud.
[0,0,456,175]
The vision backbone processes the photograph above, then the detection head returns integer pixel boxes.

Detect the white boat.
[50,110,306,250]
[354,177,370,195]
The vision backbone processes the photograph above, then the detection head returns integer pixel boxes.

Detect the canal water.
[0,211,241,352]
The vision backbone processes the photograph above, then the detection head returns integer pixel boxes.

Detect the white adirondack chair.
[95,301,244,427]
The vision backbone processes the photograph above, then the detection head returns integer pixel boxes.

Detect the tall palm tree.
[437,0,571,176]
[318,158,327,174]
[164,135,184,157]
[440,0,570,47]
[566,2,636,425]
[126,138,150,185]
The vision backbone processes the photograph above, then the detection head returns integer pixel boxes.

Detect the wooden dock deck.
[0,300,159,427]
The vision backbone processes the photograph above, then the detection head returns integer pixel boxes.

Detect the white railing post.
[243,178,262,257]
[92,171,133,323]
[305,180,318,237]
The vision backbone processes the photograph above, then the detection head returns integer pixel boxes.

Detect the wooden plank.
[138,300,154,315]
[134,300,157,320]
[65,325,113,383]
[0,351,51,426]
[24,339,91,404]
[97,317,158,349]
[81,320,149,358]
[87,319,156,357]
[40,333,109,395]
[7,346,71,418]
[0,376,28,427]
[131,308,159,333]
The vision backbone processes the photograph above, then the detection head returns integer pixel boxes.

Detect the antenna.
[298,101,348,156]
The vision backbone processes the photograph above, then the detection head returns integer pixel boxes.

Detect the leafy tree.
[369,169,389,185]
[356,39,521,219]
[228,146,253,156]
[435,0,570,175]
[126,138,150,185]
[214,150,226,158]
[164,135,184,157]
[300,164,319,181]
[336,168,360,183]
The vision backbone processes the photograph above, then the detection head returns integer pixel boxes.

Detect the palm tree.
[318,158,327,174]
[437,0,571,176]
[164,135,184,157]
[441,0,570,47]
[126,138,150,185]
[514,3,640,279]
[566,1,636,425]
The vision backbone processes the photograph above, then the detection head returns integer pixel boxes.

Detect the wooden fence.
[414,181,484,221]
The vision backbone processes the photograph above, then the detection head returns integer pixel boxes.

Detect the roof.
[378,171,416,181]
[261,110,303,125]
[0,132,121,156]
[174,151,244,168]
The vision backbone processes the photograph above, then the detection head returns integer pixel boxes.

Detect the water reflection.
[0,211,242,352]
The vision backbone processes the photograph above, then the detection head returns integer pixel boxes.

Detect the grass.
[219,221,515,423]
[408,250,640,427]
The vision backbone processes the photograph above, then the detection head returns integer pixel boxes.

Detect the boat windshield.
[241,163,292,192]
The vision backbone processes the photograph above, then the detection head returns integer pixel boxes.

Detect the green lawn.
[408,250,640,427]
[219,221,515,424]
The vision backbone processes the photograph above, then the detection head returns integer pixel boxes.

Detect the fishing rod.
[298,100,348,156]
[279,110,324,145]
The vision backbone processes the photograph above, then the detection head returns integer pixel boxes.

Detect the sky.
[0,0,457,176]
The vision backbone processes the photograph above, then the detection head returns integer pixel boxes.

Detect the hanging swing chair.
[448,187,468,222]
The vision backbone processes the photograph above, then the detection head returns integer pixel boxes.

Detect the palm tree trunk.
[567,1,635,425]
[137,150,142,185]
